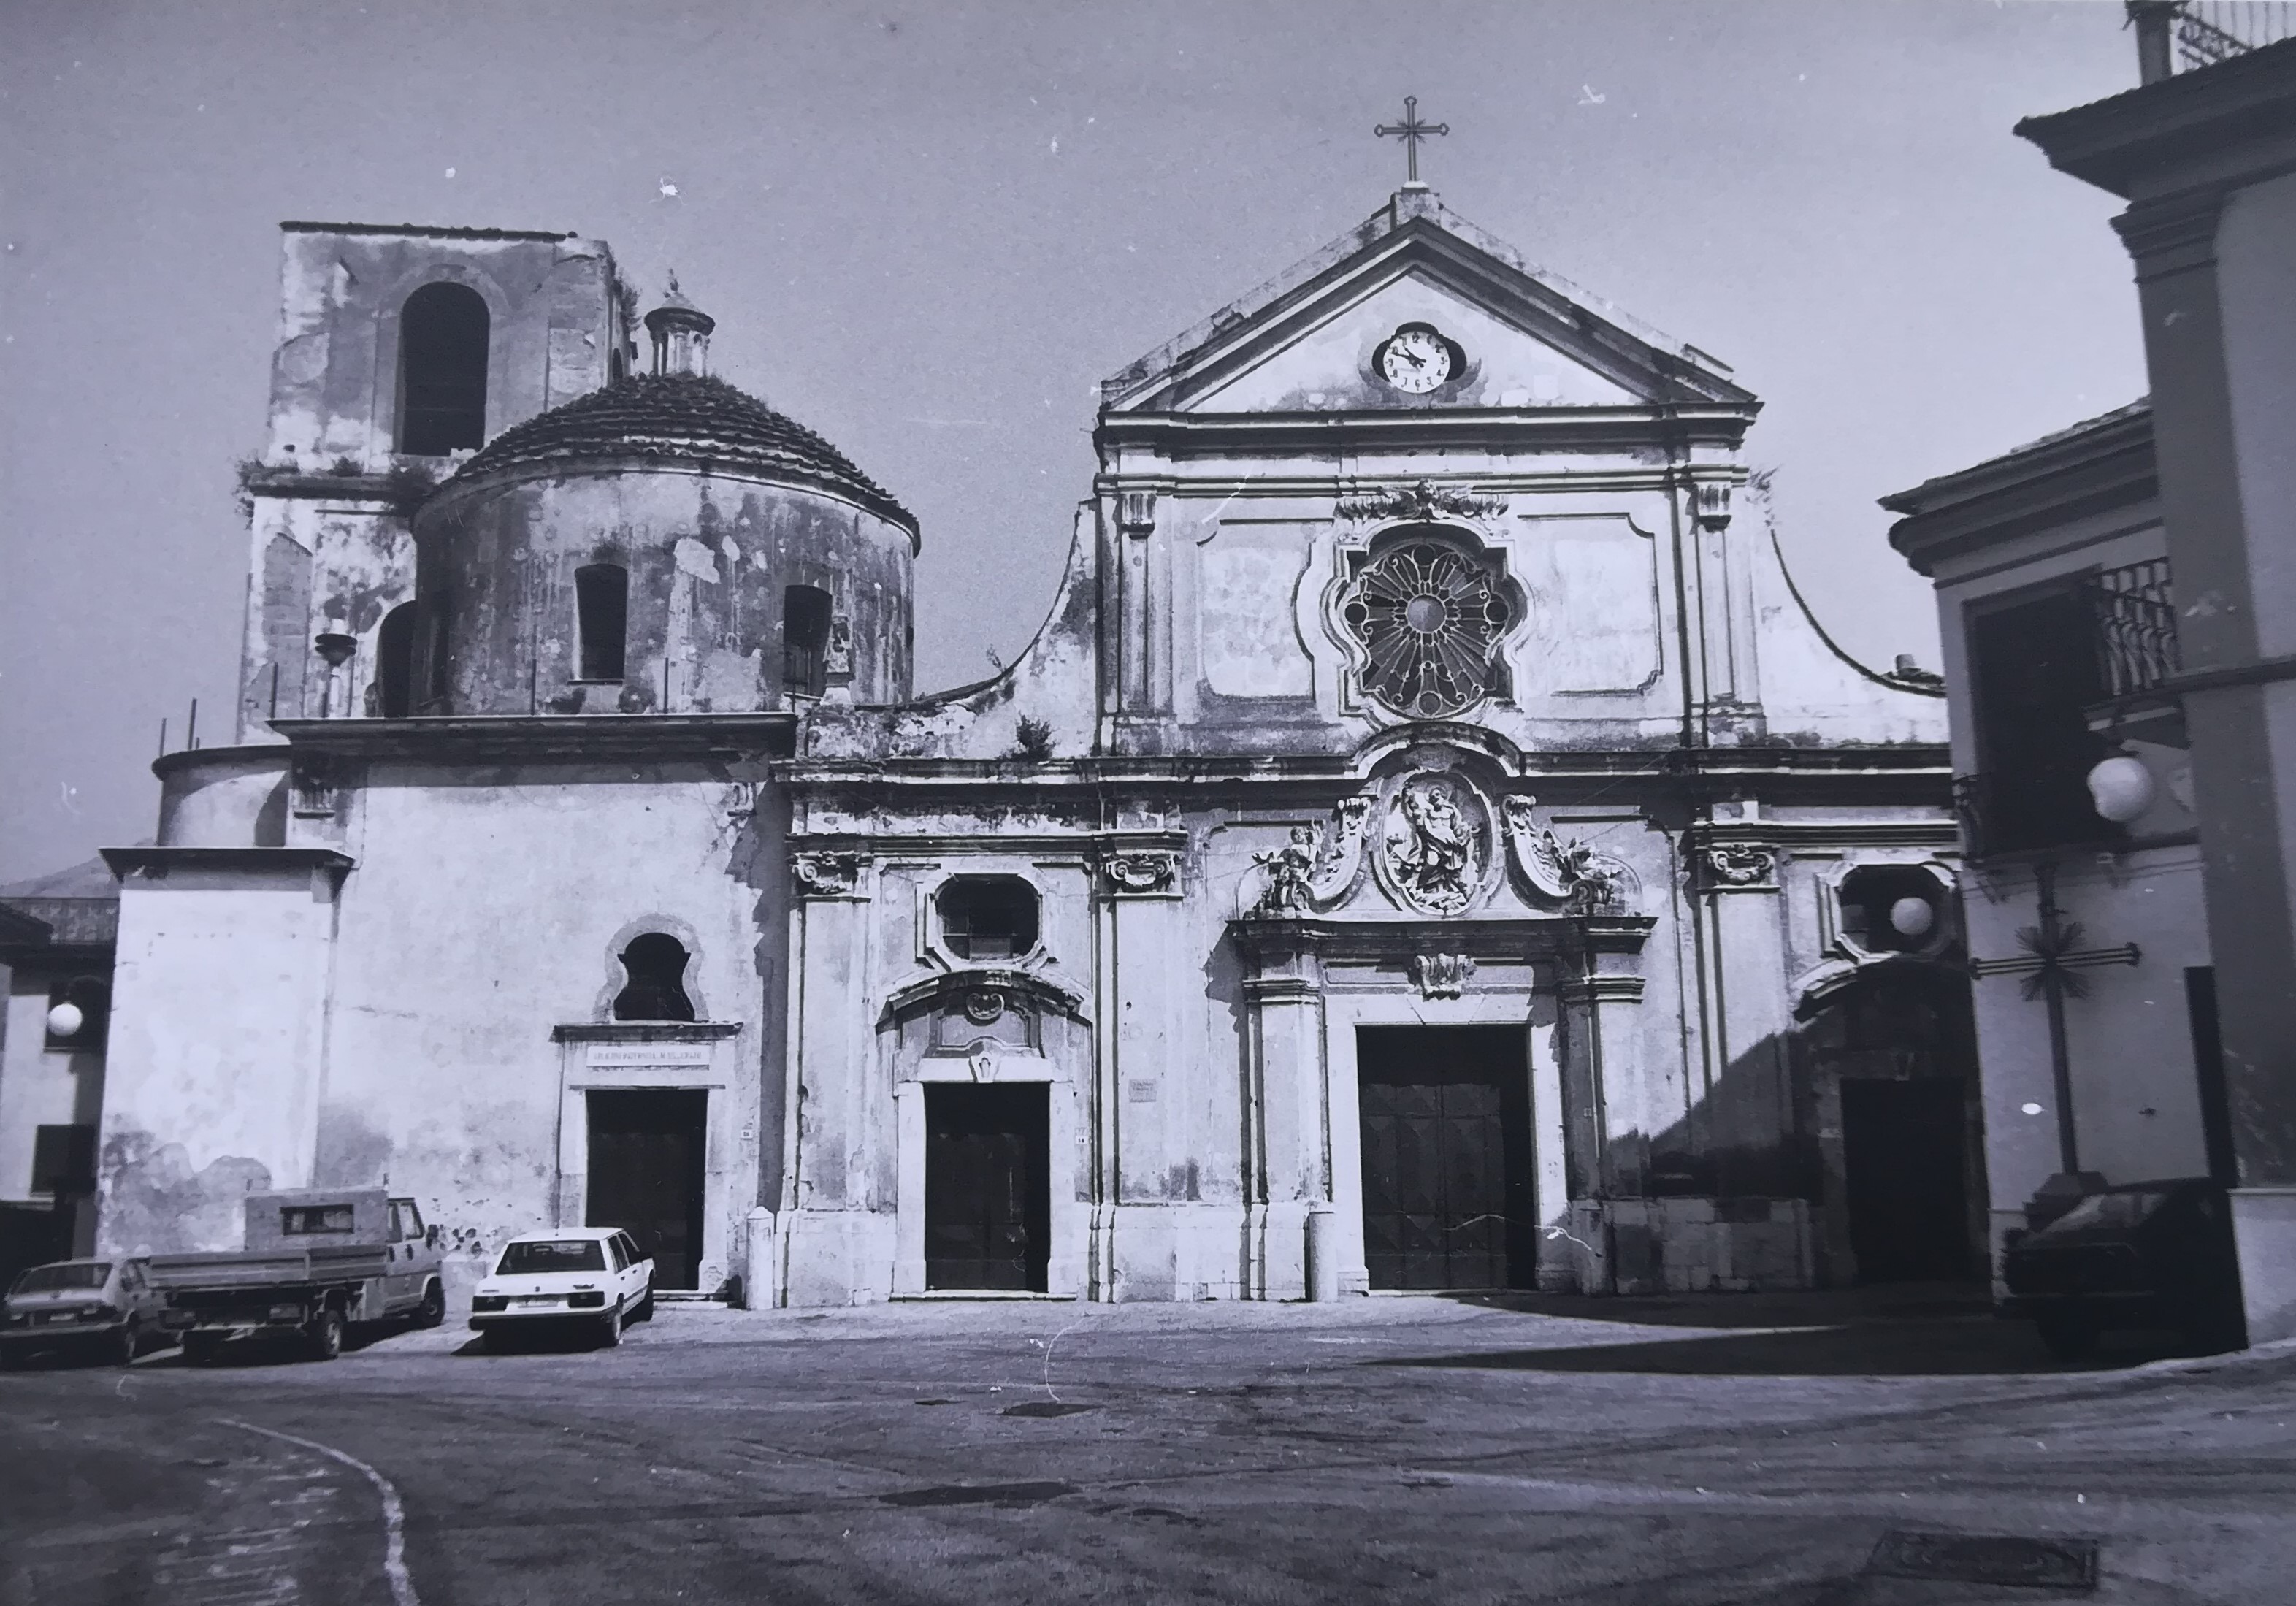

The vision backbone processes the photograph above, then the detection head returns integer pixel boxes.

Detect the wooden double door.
[1358,1026,1535,1290]
[586,1089,708,1290]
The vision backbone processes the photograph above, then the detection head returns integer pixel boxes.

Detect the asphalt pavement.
[3,1288,2292,1605]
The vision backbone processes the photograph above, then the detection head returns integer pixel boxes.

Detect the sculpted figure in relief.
[1384,776,1482,914]
[1250,827,1320,917]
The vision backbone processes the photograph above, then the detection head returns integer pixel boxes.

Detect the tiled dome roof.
[443,374,917,539]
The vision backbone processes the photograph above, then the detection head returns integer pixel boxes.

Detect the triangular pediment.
[1101,190,1754,416]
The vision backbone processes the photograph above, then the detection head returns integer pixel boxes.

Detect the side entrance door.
[1840,1077,1970,1282]
[1357,1025,1534,1290]
[587,1090,708,1290]
[924,1083,1050,1292]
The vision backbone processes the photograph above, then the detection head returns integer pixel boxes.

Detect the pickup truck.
[148,1189,446,1362]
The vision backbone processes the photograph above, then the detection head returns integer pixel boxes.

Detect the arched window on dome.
[375,602,418,719]
[575,565,629,682]
[397,283,489,456]
[613,933,695,1022]
[784,585,832,699]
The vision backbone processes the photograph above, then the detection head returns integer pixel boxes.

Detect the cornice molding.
[272,714,797,764]
[2113,188,2227,279]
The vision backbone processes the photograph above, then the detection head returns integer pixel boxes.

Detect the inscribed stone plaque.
[586,1043,713,1067]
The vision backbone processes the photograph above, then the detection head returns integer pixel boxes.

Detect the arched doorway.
[1800,963,1987,1284]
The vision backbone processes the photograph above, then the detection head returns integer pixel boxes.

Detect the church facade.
[91,189,1970,1306]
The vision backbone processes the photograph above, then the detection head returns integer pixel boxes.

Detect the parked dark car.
[2001,1177,2245,1359]
[1,1258,169,1368]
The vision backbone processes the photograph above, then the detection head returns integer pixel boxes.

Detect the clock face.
[1377,324,1455,394]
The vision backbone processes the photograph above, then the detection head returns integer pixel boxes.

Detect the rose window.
[1340,534,1515,718]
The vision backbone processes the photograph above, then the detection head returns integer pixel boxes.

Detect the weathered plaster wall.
[238,226,625,745]
[264,228,619,469]
[96,863,340,1256]
[313,762,780,1300]
[420,467,914,716]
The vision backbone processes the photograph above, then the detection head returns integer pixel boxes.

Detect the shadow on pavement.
[1373,1318,2199,1377]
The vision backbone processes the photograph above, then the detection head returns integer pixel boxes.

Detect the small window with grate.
[937,877,1040,962]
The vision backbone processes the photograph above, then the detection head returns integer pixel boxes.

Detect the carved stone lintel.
[793,851,864,898]
[1334,478,1508,524]
[1702,844,1778,891]
[1409,952,1475,1000]
[1103,850,1179,896]
[963,989,1006,1025]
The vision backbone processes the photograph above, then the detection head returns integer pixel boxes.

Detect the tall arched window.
[375,603,418,718]
[784,584,832,699]
[613,934,695,1022]
[398,283,489,456]
[575,565,629,681]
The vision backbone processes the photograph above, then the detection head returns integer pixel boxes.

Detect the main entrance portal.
[925,1083,1049,1292]
[586,1089,708,1290]
[1357,1025,1533,1290]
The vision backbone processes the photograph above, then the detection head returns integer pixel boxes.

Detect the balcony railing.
[2133,2,2296,80]
[2086,557,2182,699]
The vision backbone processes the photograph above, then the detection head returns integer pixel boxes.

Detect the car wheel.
[596,1302,623,1349]
[0,1347,26,1372]
[183,1334,225,1366]
[633,1285,654,1323]
[112,1318,141,1367]
[2035,1305,2099,1361]
[305,1308,344,1362]
[413,1280,445,1329]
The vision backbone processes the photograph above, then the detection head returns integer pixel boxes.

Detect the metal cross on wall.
[1967,861,2140,1175]
[1375,96,1448,188]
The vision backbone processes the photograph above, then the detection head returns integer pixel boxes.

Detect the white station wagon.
[468,1228,654,1350]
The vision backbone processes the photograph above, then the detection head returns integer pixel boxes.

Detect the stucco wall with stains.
[418,466,914,717]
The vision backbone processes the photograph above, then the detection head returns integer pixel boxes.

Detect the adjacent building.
[1887,7,2295,1342]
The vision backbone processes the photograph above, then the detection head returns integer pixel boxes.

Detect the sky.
[0,0,2151,884]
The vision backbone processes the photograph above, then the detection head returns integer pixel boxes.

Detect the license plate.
[513,1296,562,1308]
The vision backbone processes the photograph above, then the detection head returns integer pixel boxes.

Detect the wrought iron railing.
[2085,558,2181,699]
[2133,2,2296,80]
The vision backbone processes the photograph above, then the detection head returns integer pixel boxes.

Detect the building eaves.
[1882,401,2156,576]
[2016,36,2296,196]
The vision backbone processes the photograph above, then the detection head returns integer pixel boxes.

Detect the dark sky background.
[0,0,2148,883]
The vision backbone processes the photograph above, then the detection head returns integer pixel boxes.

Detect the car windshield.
[12,1263,109,1293]
[2040,1190,2173,1236]
[496,1240,606,1275]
